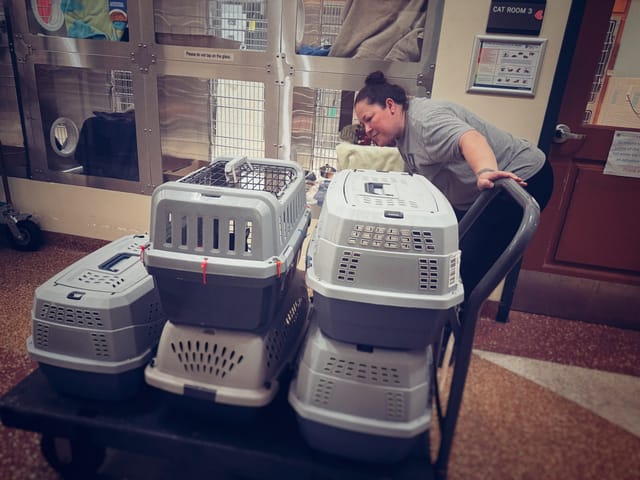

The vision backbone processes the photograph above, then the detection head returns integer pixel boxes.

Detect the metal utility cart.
[0,179,539,480]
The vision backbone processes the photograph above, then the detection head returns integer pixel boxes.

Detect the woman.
[354,70,554,300]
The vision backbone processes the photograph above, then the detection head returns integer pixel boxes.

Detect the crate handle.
[224,156,253,185]
[98,252,138,272]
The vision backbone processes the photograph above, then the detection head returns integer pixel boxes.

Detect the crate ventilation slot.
[33,322,50,348]
[170,340,244,379]
[146,302,165,323]
[336,251,359,282]
[126,242,143,253]
[75,270,127,289]
[419,258,439,290]
[360,196,419,209]
[348,226,435,252]
[145,321,164,340]
[385,391,407,420]
[312,377,335,405]
[90,333,110,358]
[163,214,255,256]
[413,230,436,252]
[322,356,402,385]
[449,252,461,288]
[264,296,307,368]
[39,303,104,328]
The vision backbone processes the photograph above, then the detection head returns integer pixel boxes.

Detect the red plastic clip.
[276,258,282,278]
[139,244,146,263]
[201,257,208,285]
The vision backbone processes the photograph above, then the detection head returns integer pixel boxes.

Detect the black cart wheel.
[40,435,106,479]
[8,219,42,251]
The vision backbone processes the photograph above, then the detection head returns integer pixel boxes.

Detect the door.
[514,0,640,329]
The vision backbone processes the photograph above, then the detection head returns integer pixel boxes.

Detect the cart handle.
[435,178,540,479]
[459,178,541,314]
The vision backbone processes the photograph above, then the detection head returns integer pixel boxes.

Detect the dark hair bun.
[365,70,386,86]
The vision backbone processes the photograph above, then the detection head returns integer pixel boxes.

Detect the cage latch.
[201,257,209,284]
[139,243,150,264]
[275,257,283,278]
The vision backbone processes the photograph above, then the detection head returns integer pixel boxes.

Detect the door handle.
[553,124,586,144]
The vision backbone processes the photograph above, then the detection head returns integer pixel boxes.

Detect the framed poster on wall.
[467,35,546,97]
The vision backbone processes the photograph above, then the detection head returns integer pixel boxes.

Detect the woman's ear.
[386,98,394,111]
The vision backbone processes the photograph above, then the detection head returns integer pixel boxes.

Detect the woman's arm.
[459,129,527,190]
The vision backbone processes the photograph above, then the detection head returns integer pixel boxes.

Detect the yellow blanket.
[336,143,405,172]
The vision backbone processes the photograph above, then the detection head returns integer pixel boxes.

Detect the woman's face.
[354,98,404,147]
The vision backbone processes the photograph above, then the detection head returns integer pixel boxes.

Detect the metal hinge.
[130,43,157,74]
[417,64,436,98]
[267,52,294,85]
[12,34,33,63]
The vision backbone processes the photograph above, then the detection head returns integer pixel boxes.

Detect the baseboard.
[511,270,640,330]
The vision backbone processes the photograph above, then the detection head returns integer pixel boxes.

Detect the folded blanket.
[61,0,126,41]
[336,143,405,172]
[329,0,426,61]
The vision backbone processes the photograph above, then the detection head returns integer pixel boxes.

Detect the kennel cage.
[306,169,463,349]
[26,234,167,400]
[145,156,311,331]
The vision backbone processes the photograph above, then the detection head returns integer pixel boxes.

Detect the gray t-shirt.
[396,98,546,210]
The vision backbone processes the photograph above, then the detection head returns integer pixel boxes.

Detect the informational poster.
[604,130,640,179]
[467,35,546,97]
[595,77,640,129]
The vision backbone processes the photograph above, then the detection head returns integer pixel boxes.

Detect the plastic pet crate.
[145,156,311,330]
[288,319,432,463]
[26,234,167,400]
[144,272,310,408]
[306,169,463,348]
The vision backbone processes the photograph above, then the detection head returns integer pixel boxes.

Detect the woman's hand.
[476,169,527,190]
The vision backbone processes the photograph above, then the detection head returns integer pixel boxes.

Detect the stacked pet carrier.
[26,234,167,401]
[289,169,464,462]
[144,156,312,409]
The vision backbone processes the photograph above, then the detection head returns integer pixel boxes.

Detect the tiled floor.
[474,350,640,437]
[1,232,639,479]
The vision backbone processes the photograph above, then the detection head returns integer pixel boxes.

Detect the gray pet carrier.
[288,318,432,463]
[145,272,310,408]
[26,234,167,400]
[306,169,463,348]
[145,156,311,331]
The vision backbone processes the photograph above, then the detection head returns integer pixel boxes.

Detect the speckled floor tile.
[475,350,640,437]
[449,354,640,480]
[475,303,640,376]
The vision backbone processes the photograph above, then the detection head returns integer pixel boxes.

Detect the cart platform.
[0,368,435,479]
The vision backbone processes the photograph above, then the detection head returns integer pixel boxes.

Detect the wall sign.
[466,35,547,97]
[604,131,640,179]
[487,1,546,35]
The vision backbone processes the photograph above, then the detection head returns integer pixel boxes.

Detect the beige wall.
[434,0,572,141]
[6,0,572,241]
[6,178,152,240]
